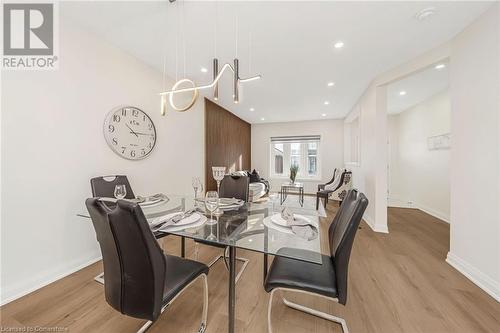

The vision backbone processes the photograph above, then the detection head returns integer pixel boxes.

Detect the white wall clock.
[103,106,157,160]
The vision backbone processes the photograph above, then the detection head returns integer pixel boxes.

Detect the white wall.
[344,3,499,301]
[251,120,344,194]
[344,44,452,233]
[0,18,205,304]
[344,88,385,231]
[388,90,451,222]
[447,4,500,302]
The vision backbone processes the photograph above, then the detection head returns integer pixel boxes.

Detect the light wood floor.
[1,205,499,332]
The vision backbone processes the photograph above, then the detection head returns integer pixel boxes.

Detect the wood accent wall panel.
[205,98,251,191]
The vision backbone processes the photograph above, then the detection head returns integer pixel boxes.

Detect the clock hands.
[125,124,139,138]
[134,132,155,136]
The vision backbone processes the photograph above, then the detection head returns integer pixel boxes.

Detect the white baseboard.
[387,197,413,209]
[446,252,500,302]
[413,201,450,223]
[362,213,389,233]
[0,255,102,306]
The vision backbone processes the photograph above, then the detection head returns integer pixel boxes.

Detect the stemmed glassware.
[211,166,226,216]
[192,177,203,199]
[205,191,219,225]
[114,185,127,199]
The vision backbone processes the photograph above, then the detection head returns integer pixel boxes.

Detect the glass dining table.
[78,195,323,333]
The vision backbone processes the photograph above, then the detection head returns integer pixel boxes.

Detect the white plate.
[195,198,244,206]
[270,213,311,228]
[159,215,207,232]
[262,216,294,235]
[149,212,201,228]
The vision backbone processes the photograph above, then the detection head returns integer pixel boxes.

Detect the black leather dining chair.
[90,175,136,199]
[89,175,135,284]
[86,198,209,333]
[264,189,368,333]
[194,174,250,284]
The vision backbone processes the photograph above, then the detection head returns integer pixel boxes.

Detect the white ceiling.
[387,61,450,114]
[62,1,491,124]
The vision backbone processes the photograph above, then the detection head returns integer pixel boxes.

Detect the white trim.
[362,214,389,233]
[412,201,450,224]
[0,255,102,306]
[446,252,500,302]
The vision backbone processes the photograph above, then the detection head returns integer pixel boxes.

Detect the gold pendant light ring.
[168,79,199,112]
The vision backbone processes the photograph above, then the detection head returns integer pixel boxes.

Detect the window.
[307,142,318,175]
[270,136,321,179]
[273,143,284,174]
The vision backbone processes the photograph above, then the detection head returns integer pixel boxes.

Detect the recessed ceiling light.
[260,117,265,121]
[321,113,327,117]
[249,107,255,112]
[201,67,208,73]
[415,7,436,21]
[327,82,335,87]
[333,41,344,49]
[399,91,407,96]
[324,101,330,105]
[435,63,446,70]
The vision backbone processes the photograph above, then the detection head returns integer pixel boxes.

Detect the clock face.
[103,106,156,160]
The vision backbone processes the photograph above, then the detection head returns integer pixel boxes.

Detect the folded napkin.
[281,207,318,241]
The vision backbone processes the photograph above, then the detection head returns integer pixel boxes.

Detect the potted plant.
[289,164,299,184]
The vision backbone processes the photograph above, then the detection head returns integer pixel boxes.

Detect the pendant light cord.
[214,0,218,58]
[175,1,178,82]
[248,32,252,74]
[162,1,168,91]
[182,0,186,78]
[235,10,239,58]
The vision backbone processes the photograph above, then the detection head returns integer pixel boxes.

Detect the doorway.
[386,62,451,223]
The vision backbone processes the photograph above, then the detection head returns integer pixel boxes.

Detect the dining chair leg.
[136,320,154,333]
[267,289,277,333]
[94,272,105,285]
[267,288,348,333]
[199,273,209,333]
[136,273,209,333]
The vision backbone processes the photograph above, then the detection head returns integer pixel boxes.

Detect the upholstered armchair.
[318,168,340,192]
[316,169,353,209]
[328,170,352,202]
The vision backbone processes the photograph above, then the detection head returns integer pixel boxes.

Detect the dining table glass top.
[79,195,323,265]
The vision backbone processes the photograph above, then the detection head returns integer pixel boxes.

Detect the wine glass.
[192,177,202,198]
[114,185,127,199]
[206,215,218,242]
[212,166,226,216]
[205,191,219,225]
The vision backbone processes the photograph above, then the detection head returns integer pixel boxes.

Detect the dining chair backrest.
[327,189,368,304]
[220,175,250,202]
[85,198,166,321]
[90,175,135,199]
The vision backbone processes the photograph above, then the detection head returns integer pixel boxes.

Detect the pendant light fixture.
[160,0,261,114]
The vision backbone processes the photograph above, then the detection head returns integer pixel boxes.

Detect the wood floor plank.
[1,205,499,332]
